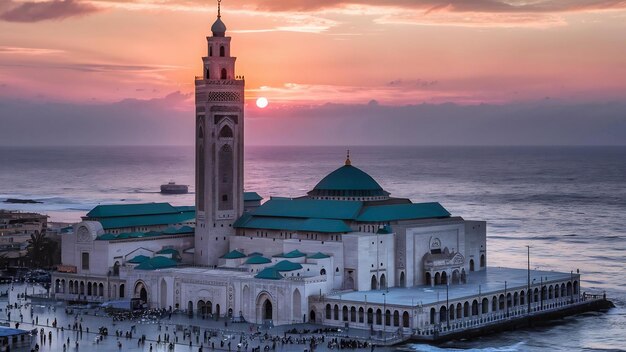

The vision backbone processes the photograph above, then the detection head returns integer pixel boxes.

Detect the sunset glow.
[1,1,626,146]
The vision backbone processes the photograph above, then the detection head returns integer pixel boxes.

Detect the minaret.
[195,0,245,266]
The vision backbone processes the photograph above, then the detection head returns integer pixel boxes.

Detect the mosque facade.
[52,5,588,339]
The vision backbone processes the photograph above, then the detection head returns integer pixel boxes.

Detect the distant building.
[0,210,47,266]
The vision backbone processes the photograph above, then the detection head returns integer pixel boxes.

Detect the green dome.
[309,164,388,199]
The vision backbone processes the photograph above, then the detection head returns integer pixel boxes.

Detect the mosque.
[52,3,593,341]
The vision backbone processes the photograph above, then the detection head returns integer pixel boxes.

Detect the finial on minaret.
[217,0,221,18]
[345,149,351,166]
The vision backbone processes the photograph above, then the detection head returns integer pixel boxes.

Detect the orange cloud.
[0,0,100,22]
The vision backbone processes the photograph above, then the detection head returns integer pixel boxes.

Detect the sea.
[0,145,624,351]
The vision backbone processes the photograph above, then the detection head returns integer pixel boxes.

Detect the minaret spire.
[345,149,351,166]
[217,0,221,18]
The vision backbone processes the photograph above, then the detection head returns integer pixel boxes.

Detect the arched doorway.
[263,300,272,320]
[292,289,302,322]
[425,272,431,285]
[256,293,273,322]
[441,271,448,285]
[452,270,460,284]
[470,259,475,271]
[134,281,148,303]
[198,300,206,318]
[119,284,125,298]
[309,310,316,323]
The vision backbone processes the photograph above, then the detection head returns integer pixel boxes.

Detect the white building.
[53,4,583,333]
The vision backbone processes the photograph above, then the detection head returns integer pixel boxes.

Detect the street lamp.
[382,292,386,343]
[526,245,531,315]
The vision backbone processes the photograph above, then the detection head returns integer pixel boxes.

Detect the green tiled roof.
[308,252,330,259]
[357,202,450,222]
[314,165,383,191]
[128,255,150,264]
[248,252,263,257]
[221,250,246,259]
[254,268,283,280]
[273,260,303,271]
[235,215,352,233]
[98,212,195,230]
[135,256,178,270]
[244,192,263,202]
[86,203,179,218]
[275,250,306,259]
[252,199,362,220]
[174,206,195,212]
[97,226,194,241]
[157,248,179,255]
[163,226,193,234]
[96,233,116,240]
[245,256,271,265]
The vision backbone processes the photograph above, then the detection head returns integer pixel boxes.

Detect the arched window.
[220,45,225,57]
[221,68,227,79]
[325,304,331,319]
[333,304,339,320]
[219,125,233,138]
[358,307,364,323]
[371,275,377,290]
[480,254,485,267]
[469,259,475,271]
[206,69,210,79]
[209,46,213,56]
[402,311,410,328]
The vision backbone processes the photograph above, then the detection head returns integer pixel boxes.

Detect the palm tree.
[26,230,56,268]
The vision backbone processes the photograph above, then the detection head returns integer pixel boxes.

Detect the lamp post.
[382,292,386,343]
[526,245,531,315]
[539,276,543,310]
[446,282,450,329]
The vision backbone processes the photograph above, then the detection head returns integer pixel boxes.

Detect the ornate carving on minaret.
[194,0,245,266]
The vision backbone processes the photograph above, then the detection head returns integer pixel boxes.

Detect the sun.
[256,97,269,108]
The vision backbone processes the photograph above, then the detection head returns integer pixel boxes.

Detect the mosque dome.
[211,17,226,37]
[308,158,389,201]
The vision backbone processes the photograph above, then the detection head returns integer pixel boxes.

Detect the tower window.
[210,46,213,56]
[220,45,225,57]
[221,68,227,80]
[222,195,228,202]
[206,69,210,79]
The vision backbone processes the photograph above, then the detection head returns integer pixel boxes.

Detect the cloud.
[0,46,66,55]
[0,0,100,23]
[73,0,626,29]
[0,94,624,146]
[0,61,181,73]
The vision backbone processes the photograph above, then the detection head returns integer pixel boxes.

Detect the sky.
[0,0,625,145]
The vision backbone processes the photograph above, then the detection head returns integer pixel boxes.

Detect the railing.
[415,295,598,337]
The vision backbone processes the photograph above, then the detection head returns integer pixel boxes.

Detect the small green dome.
[309,164,388,199]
